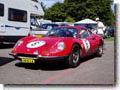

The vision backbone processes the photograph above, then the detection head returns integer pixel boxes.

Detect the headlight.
[57,42,64,50]
[16,40,23,46]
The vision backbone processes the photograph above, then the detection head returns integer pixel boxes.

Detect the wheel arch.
[72,42,82,50]
[67,42,81,68]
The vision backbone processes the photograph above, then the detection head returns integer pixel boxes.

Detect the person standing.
[96,17,105,38]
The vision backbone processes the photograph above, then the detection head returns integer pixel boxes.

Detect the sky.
[38,0,114,13]
[38,0,64,8]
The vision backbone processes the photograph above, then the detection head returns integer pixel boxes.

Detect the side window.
[88,30,92,36]
[0,3,4,16]
[79,29,90,39]
[8,8,27,22]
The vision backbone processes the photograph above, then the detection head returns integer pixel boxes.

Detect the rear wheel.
[96,42,103,57]
[66,44,80,68]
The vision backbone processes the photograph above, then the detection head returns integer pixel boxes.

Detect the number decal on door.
[83,40,90,52]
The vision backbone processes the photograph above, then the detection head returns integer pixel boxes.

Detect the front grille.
[17,53,37,58]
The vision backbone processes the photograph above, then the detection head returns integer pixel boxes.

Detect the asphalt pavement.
[0,41,114,85]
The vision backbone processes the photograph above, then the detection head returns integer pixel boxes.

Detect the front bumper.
[9,53,68,61]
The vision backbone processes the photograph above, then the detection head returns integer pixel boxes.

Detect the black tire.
[96,42,103,57]
[66,44,80,68]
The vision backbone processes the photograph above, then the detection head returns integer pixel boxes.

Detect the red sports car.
[10,26,104,68]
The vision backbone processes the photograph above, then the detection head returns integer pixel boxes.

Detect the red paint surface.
[11,26,104,59]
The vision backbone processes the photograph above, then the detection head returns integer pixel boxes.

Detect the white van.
[0,0,44,42]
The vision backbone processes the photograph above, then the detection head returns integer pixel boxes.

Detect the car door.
[79,29,96,56]
[87,30,98,54]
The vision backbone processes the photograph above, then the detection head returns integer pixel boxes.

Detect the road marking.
[39,46,113,84]
[40,69,74,84]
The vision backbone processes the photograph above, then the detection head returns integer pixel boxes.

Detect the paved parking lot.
[0,41,114,84]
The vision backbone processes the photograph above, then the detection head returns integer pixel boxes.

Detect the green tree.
[89,0,114,26]
[64,0,114,26]
[44,0,114,25]
[65,16,75,23]
[44,2,67,22]
[64,0,87,4]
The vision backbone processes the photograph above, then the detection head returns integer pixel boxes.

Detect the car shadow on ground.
[0,43,15,49]
[15,54,98,71]
[80,54,97,63]
[0,57,15,66]
[15,61,69,71]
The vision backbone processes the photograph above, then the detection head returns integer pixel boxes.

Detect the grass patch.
[104,37,114,41]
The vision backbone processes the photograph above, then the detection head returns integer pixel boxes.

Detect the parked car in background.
[10,26,104,68]
[58,23,69,26]
[55,22,72,26]
[39,23,59,30]
[29,23,59,37]
[104,26,114,38]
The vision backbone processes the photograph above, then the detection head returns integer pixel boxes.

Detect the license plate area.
[21,58,35,63]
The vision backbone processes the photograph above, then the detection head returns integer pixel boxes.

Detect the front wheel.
[66,44,80,68]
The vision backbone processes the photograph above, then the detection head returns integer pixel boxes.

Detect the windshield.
[45,27,78,38]
[30,16,39,26]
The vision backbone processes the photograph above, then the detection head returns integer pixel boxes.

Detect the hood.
[13,37,66,54]
[27,37,64,45]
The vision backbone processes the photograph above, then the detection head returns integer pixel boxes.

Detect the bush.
[65,16,75,23]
